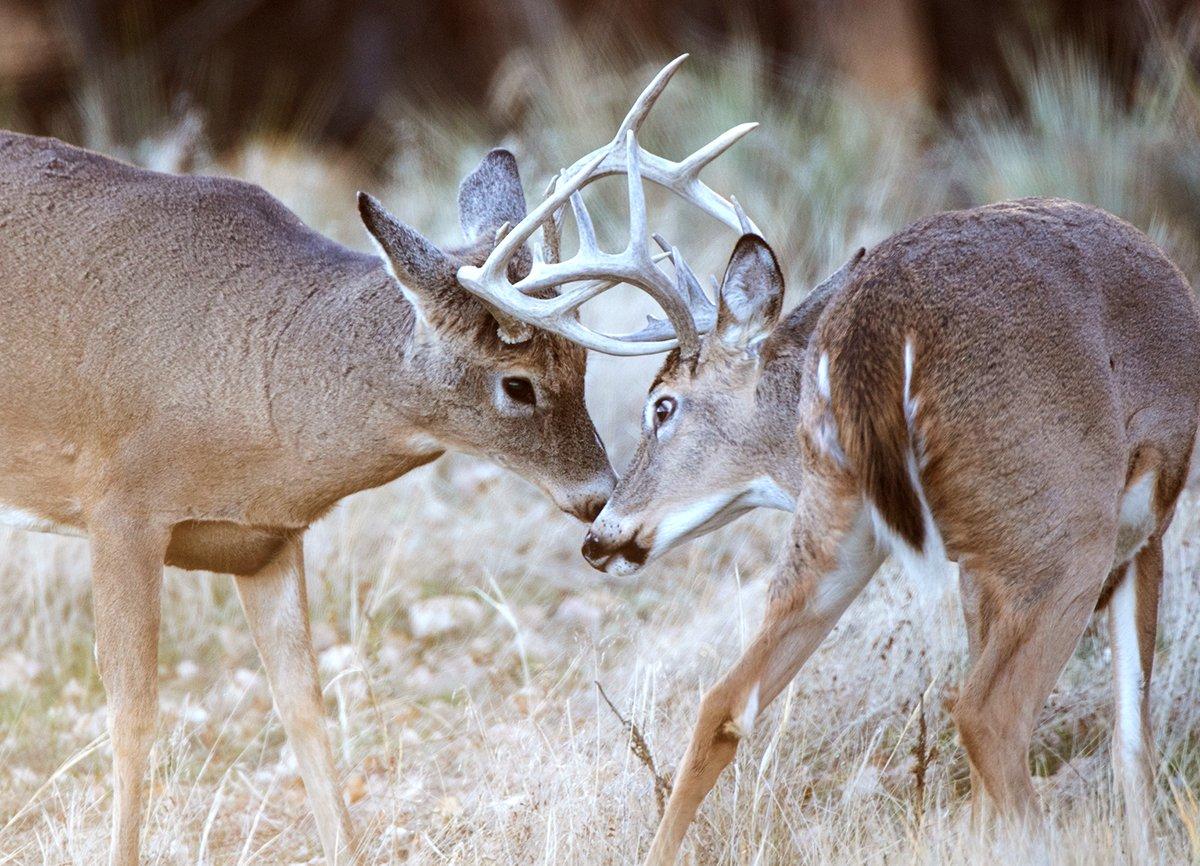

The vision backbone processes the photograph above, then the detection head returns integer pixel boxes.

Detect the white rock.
[180,701,210,726]
[311,621,339,653]
[233,668,261,690]
[0,651,41,691]
[318,643,357,675]
[407,596,487,640]
[553,597,603,634]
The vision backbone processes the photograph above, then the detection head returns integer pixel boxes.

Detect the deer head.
[357,152,615,521]
[582,239,864,574]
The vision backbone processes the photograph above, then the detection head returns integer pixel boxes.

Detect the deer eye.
[653,396,676,429]
[501,376,536,406]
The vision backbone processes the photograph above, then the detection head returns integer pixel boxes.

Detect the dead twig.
[595,680,672,818]
[911,688,937,827]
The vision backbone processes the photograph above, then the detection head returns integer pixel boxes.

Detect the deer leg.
[958,569,983,665]
[1109,535,1161,860]
[91,515,168,866]
[956,568,987,808]
[952,543,1110,827]
[644,499,883,866]
[235,536,357,864]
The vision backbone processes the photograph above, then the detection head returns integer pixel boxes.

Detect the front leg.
[90,513,169,866]
[235,535,358,864]
[645,492,882,866]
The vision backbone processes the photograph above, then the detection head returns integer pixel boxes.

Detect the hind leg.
[1109,535,1162,860]
[952,540,1112,824]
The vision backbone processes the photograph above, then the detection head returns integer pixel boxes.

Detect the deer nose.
[581,530,650,572]
[581,530,608,565]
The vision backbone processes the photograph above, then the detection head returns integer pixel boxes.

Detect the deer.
[0,56,757,865]
[581,200,1200,863]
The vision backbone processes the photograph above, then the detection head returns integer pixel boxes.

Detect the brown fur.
[0,130,615,864]
[587,199,1200,865]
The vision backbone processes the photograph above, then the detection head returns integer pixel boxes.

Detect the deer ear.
[457,148,533,282]
[358,191,457,321]
[715,234,785,352]
[458,149,528,241]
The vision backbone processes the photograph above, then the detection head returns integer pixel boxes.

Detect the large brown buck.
[582,199,1200,863]
[0,57,757,865]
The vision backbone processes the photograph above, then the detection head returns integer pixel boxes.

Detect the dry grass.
[2,44,1200,864]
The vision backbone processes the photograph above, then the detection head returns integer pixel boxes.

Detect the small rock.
[343,773,367,805]
[179,700,209,726]
[233,668,261,690]
[553,597,603,634]
[0,651,41,691]
[407,596,487,640]
[318,643,357,675]
[311,621,339,653]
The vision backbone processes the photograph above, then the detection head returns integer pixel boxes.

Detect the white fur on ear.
[716,236,784,353]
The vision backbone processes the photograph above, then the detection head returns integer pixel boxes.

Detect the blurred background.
[2,1,1198,150]
[4,3,1200,863]
[3,0,1199,150]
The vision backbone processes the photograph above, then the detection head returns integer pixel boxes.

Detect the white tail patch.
[871,338,952,598]
[814,351,847,467]
[1110,568,1145,760]
[1187,428,1200,491]
[817,351,832,401]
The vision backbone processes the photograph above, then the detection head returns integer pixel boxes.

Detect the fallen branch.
[595,680,672,817]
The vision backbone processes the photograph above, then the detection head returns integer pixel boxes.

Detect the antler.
[455,55,757,358]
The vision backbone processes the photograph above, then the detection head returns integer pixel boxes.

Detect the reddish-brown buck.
[583,199,1200,863]
[0,57,757,865]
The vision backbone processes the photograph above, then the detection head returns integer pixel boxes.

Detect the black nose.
[581,531,649,571]
[581,530,606,564]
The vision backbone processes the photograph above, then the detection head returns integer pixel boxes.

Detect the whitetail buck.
[582,200,1200,863]
[0,57,756,865]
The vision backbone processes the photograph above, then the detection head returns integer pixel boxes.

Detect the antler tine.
[730,196,755,235]
[615,54,688,140]
[540,206,563,265]
[482,149,607,280]
[539,173,564,265]
[651,233,712,314]
[678,122,758,178]
[625,131,649,260]
[569,191,599,255]
[671,246,714,319]
[619,261,710,343]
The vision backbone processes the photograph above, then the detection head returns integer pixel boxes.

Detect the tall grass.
[1,38,1199,864]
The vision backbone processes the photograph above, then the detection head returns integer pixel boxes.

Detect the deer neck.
[258,258,446,516]
[754,341,812,501]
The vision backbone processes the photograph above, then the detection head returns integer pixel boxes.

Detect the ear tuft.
[715,234,785,351]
